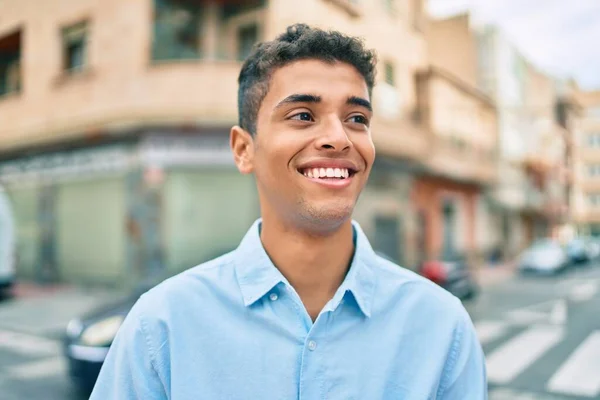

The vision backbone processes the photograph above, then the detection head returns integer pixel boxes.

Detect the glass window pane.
[62,22,88,72]
[237,24,258,61]
[152,0,203,61]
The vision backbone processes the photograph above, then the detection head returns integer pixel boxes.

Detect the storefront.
[0,131,259,288]
[411,176,479,263]
[354,157,417,269]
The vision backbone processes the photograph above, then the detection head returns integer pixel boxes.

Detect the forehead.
[265,59,369,104]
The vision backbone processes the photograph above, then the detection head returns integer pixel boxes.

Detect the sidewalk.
[476,262,517,288]
[0,281,120,338]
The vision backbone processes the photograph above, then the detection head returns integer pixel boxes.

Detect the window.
[383,0,396,14]
[587,106,600,119]
[237,24,258,61]
[0,29,22,97]
[589,193,600,207]
[62,22,88,73]
[152,0,203,61]
[222,0,265,19]
[587,133,600,148]
[588,164,600,177]
[384,62,395,86]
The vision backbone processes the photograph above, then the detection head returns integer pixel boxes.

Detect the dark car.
[63,285,149,393]
[419,254,478,300]
[566,238,590,264]
[63,249,234,393]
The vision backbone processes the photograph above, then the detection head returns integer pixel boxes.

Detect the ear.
[230,126,255,174]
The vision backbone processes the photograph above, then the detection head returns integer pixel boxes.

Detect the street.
[0,265,599,399]
[470,262,600,399]
[0,287,115,400]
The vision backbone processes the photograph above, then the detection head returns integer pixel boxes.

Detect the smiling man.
[90,24,487,399]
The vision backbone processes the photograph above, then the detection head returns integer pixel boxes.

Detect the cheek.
[355,137,376,167]
[253,144,295,181]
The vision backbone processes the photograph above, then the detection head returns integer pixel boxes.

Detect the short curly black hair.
[237,23,378,135]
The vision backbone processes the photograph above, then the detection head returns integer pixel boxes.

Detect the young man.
[90,24,487,399]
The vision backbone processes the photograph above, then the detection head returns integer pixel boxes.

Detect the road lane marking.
[486,325,564,384]
[474,320,507,345]
[547,330,600,397]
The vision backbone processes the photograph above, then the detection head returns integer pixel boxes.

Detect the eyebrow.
[347,96,372,112]
[273,93,372,112]
[274,94,321,109]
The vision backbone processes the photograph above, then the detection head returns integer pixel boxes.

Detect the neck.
[259,213,355,320]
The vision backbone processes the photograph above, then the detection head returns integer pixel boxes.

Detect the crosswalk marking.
[546,330,600,397]
[486,325,564,384]
[0,329,60,356]
[489,387,569,400]
[568,282,598,303]
[7,357,66,380]
[474,320,507,345]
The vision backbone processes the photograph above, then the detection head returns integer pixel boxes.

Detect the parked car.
[419,254,478,300]
[0,185,16,299]
[518,239,569,275]
[63,249,234,392]
[583,237,600,261]
[565,238,590,264]
[63,285,150,393]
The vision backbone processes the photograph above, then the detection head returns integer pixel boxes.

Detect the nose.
[314,117,352,152]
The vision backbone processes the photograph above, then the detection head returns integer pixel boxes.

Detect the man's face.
[233,59,375,231]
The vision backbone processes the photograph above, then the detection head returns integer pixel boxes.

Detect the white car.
[519,239,569,275]
[0,185,15,297]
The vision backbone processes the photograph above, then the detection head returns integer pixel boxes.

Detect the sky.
[427,0,600,90]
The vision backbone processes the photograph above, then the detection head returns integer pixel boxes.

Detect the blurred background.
[0,0,599,399]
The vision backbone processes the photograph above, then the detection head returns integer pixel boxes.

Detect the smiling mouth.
[297,167,356,179]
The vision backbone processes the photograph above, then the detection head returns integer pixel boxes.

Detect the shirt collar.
[233,219,377,318]
[233,219,287,307]
[328,221,377,317]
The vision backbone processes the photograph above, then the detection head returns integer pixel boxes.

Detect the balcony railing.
[423,133,497,184]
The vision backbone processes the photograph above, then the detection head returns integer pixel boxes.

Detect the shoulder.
[368,254,467,320]
[132,251,238,319]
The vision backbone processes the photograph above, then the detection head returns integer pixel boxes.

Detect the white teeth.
[301,167,351,178]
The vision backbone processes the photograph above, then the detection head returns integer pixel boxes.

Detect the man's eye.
[290,112,314,122]
[348,115,369,125]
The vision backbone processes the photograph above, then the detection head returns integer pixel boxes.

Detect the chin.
[299,200,355,228]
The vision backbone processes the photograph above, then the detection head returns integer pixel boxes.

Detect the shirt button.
[308,340,317,351]
[269,293,278,301]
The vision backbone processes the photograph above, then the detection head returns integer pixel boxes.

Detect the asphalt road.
[468,261,600,400]
[0,262,599,399]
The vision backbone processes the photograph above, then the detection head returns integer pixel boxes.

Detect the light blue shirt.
[91,220,487,399]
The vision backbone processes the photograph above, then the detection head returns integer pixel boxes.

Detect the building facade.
[0,0,431,286]
[573,90,600,235]
[421,14,498,265]
[472,21,574,257]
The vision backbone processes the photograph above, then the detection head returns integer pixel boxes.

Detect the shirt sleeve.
[437,300,488,400]
[89,299,167,400]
